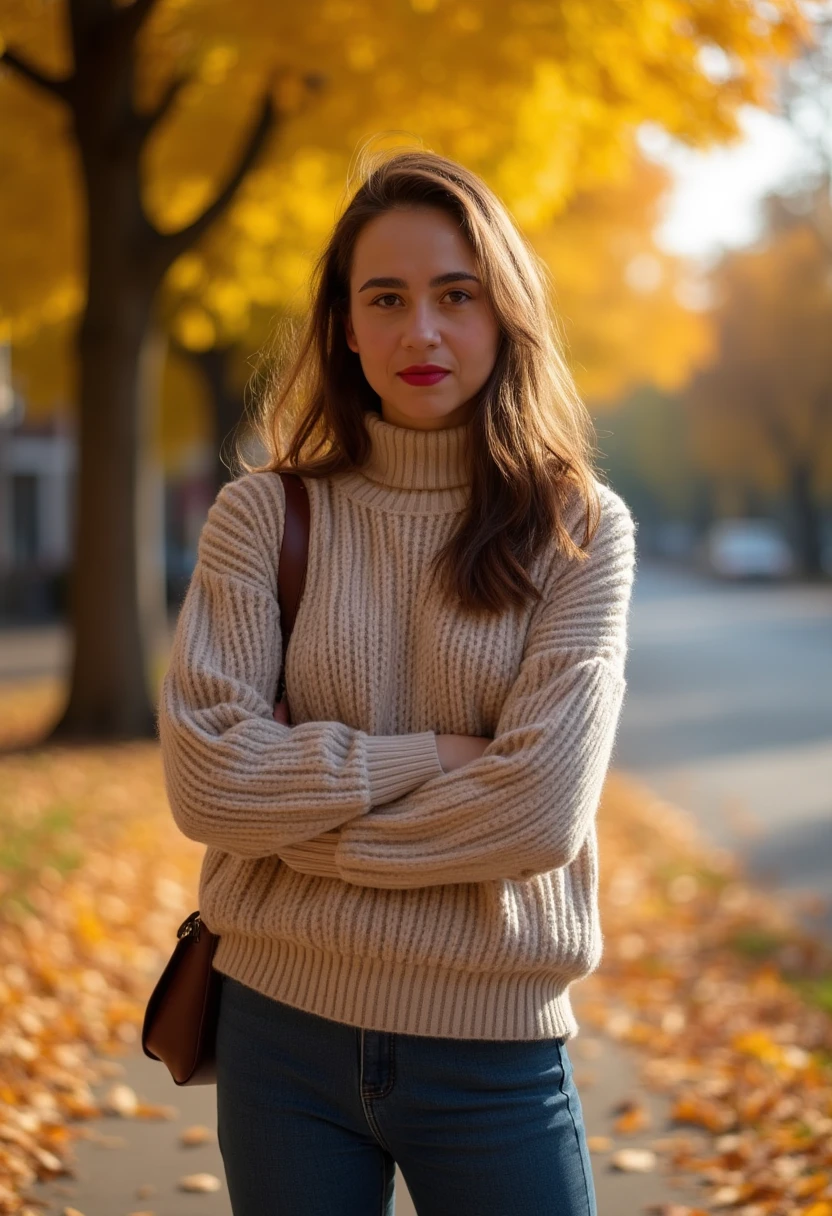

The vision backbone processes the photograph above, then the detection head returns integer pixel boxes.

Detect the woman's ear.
[344,310,358,353]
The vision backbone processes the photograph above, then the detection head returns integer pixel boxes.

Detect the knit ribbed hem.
[211,932,580,1041]
[364,731,444,806]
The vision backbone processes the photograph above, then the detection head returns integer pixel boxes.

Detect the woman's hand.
[272,699,489,774]
[435,734,492,774]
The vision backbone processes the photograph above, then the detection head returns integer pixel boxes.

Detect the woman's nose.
[402,302,441,346]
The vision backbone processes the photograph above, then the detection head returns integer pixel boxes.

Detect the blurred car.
[703,518,795,580]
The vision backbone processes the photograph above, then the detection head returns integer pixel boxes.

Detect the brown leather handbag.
[142,471,311,1086]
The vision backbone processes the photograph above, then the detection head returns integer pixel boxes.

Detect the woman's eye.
[370,290,472,308]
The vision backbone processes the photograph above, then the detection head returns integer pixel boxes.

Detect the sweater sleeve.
[157,473,444,859]
[328,485,637,888]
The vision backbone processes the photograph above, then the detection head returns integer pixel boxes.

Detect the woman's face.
[344,206,501,431]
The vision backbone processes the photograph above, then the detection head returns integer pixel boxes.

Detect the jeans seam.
[360,1032,396,1100]
[380,1146,394,1216]
[362,1100,395,1156]
[557,1041,594,1216]
[359,1031,396,1155]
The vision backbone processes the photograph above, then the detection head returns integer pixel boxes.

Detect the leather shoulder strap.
[277,472,310,660]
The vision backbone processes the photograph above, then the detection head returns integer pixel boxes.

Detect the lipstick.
[397,365,451,387]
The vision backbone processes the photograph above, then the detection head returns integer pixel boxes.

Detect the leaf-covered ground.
[1,679,830,1216]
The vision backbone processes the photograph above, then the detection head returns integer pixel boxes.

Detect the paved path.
[615,562,832,937]
[28,1016,709,1215]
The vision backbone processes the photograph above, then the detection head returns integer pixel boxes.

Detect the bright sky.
[638,106,820,264]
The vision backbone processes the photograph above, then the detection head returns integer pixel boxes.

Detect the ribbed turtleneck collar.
[361,409,472,491]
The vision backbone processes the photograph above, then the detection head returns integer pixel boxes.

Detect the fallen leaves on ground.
[0,680,203,1212]
[179,1125,216,1147]
[0,680,830,1215]
[176,1173,222,1193]
[645,1207,713,1216]
[611,1147,658,1172]
[612,1097,652,1135]
[575,770,832,1215]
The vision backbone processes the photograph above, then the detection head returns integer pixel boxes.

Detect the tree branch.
[801,387,832,465]
[127,74,190,151]
[0,48,73,103]
[111,0,160,41]
[147,73,189,127]
[758,392,796,471]
[146,90,277,273]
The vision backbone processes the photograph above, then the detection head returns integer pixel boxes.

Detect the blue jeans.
[215,972,597,1215]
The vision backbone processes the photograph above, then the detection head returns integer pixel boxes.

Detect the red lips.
[398,364,451,374]
[398,367,451,386]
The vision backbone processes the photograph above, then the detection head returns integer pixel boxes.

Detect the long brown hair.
[241,146,602,615]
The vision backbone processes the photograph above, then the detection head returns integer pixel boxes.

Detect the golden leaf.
[177,1173,223,1192]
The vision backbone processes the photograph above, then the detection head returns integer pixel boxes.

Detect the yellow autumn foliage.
[1,0,809,341]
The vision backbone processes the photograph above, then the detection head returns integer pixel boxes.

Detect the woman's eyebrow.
[358,271,481,292]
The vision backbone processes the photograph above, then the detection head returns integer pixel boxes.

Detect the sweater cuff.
[365,732,444,806]
[279,832,341,878]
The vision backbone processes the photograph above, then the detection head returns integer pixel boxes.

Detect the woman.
[158,147,636,1216]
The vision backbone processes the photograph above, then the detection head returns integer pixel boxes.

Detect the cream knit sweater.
[158,409,637,1041]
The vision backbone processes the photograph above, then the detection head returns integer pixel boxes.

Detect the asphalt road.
[615,560,832,935]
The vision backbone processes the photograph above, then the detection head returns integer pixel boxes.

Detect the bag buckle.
[177,911,202,942]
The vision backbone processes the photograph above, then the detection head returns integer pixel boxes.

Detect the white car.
[704,518,795,580]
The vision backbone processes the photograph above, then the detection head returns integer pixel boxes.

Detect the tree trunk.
[788,457,824,579]
[53,274,158,739]
[191,345,246,499]
[690,474,716,539]
[136,325,169,695]
[4,0,277,741]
